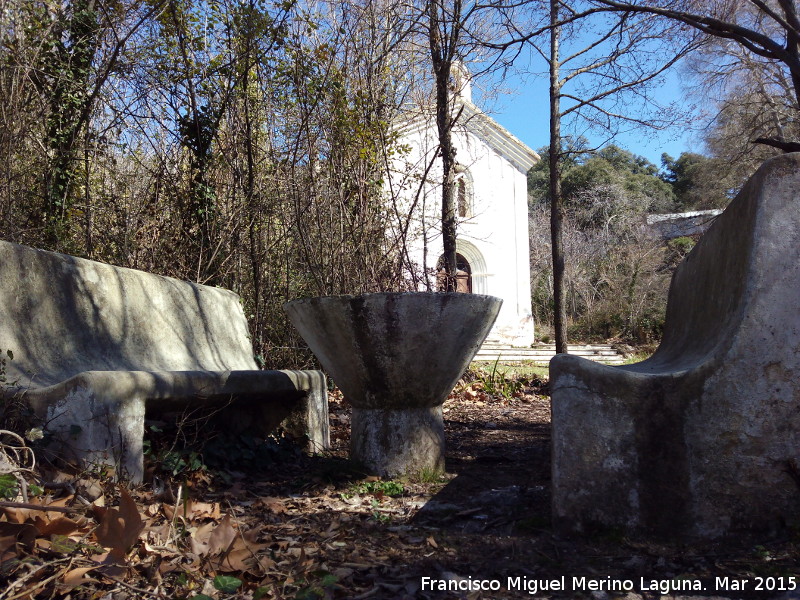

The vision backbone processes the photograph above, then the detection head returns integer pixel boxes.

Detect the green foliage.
[164,449,205,477]
[410,467,448,484]
[253,587,270,600]
[661,152,732,210]
[529,174,672,345]
[0,0,427,367]
[350,479,404,497]
[369,498,393,523]
[621,348,657,365]
[527,136,587,198]
[41,0,103,241]
[0,473,19,500]
[294,573,339,599]
[473,358,524,398]
[527,143,693,343]
[529,143,676,217]
[212,575,242,594]
[665,236,696,268]
[143,422,207,477]
[179,105,217,165]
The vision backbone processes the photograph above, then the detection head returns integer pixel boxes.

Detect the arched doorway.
[455,240,488,295]
[436,253,472,293]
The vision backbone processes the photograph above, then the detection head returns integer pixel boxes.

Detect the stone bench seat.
[550,154,800,540]
[0,241,328,481]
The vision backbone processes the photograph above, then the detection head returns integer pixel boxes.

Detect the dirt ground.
[319,377,799,600]
[1,372,799,600]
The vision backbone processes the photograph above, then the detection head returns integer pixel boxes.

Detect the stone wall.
[645,209,722,240]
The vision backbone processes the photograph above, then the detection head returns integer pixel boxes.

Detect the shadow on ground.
[138,385,800,600]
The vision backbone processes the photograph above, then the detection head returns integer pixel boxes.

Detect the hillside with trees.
[0,0,787,358]
[527,143,727,343]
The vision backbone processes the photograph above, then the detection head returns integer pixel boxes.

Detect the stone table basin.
[284,292,502,476]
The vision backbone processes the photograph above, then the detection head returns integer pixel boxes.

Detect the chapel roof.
[397,99,541,174]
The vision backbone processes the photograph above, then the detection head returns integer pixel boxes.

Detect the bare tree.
[426,0,467,291]
[590,0,800,152]
[529,181,670,344]
[517,0,698,352]
[40,0,162,248]
[418,0,528,291]
[677,2,799,187]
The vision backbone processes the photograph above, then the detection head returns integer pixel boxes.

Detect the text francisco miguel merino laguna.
[419,574,778,595]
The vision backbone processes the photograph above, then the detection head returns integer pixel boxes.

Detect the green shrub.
[350,479,404,497]
[473,359,524,398]
[666,236,696,267]
[0,473,19,499]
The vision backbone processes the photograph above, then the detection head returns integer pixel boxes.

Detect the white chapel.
[387,71,540,346]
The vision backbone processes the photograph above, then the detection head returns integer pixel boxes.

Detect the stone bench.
[550,153,800,540]
[0,240,328,481]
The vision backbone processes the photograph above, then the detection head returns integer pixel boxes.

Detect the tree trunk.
[428,0,460,292]
[439,114,458,291]
[549,0,568,354]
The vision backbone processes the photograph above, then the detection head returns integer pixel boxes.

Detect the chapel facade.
[387,74,539,346]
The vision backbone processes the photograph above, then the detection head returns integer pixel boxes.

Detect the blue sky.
[483,71,706,169]
[474,43,711,170]
[489,86,703,168]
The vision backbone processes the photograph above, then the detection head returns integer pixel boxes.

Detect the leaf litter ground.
[1,371,798,600]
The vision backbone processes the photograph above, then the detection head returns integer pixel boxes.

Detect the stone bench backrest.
[640,155,798,371]
[0,240,257,387]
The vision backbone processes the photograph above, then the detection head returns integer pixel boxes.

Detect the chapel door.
[437,253,472,293]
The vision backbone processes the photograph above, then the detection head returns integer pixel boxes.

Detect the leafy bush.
[0,473,18,499]
[472,359,524,398]
[666,236,696,268]
[350,480,404,497]
[529,193,671,344]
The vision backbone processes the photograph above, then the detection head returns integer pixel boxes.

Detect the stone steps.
[473,342,627,366]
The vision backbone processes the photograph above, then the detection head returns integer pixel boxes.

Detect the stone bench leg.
[278,370,330,453]
[45,387,146,481]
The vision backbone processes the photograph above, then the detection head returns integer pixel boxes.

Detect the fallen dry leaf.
[206,514,237,555]
[164,499,221,522]
[186,500,222,520]
[93,487,145,561]
[0,521,37,557]
[32,515,82,537]
[58,566,100,593]
[188,521,216,556]
[256,497,287,514]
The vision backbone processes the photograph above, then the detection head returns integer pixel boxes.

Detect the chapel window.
[454,167,473,218]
